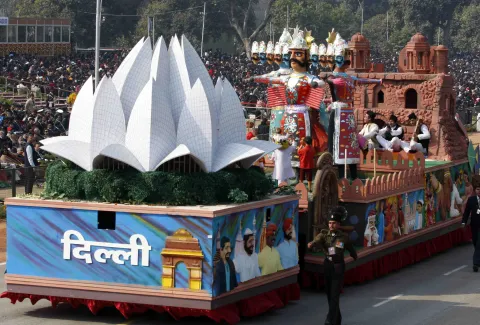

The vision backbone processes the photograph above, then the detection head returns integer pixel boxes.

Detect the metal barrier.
[0,165,46,201]
[0,76,71,103]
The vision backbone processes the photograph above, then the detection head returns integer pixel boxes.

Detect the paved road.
[1,243,480,325]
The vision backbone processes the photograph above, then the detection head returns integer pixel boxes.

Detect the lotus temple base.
[3,195,300,319]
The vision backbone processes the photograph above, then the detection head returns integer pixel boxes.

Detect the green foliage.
[43,161,275,206]
[228,189,249,204]
[452,4,480,52]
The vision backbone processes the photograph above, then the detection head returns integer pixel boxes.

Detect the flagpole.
[95,0,102,91]
[201,2,206,57]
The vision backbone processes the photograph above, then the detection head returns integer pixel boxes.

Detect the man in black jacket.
[462,181,480,272]
[213,236,238,296]
[23,135,38,194]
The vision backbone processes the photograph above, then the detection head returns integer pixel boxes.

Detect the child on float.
[297,136,316,192]
[271,138,295,185]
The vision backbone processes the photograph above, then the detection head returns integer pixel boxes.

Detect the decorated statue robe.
[253,72,328,166]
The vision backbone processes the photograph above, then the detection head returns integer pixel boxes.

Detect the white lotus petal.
[214,78,223,118]
[212,143,264,172]
[176,79,214,172]
[182,35,218,125]
[151,36,167,81]
[126,78,176,171]
[90,77,126,156]
[218,79,249,146]
[238,153,268,169]
[112,37,152,123]
[157,144,191,169]
[98,144,145,172]
[168,35,191,129]
[68,76,94,142]
[112,37,144,91]
[41,140,93,171]
[241,139,279,154]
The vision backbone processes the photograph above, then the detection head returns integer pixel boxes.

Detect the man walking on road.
[308,206,357,325]
[462,179,480,272]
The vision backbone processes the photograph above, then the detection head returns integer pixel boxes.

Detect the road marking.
[444,265,467,276]
[0,262,5,266]
[373,294,404,307]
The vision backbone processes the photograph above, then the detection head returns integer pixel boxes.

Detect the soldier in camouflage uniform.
[308,206,357,325]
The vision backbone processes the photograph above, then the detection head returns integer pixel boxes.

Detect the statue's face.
[289,50,307,72]
[274,54,282,65]
[319,55,327,67]
[266,53,274,65]
[252,52,259,64]
[335,55,345,68]
[282,53,290,66]
[310,54,319,66]
[327,55,335,69]
[259,52,267,65]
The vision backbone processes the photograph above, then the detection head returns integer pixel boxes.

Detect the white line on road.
[0,262,5,266]
[444,265,467,276]
[373,294,404,307]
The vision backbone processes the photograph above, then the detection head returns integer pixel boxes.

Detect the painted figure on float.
[248,27,329,166]
[324,29,382,179]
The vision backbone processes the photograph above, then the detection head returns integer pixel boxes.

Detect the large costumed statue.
[324,29,382,179]
[248,27,328,166]
[251,29,293,141]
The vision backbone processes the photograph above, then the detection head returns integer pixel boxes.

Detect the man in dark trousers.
[24,135,38,194]
[308,206,357,325]
[462,178,480,272]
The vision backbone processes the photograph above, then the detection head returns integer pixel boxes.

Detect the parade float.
[1,36,302,324]
[291,32,474,287]
[248,28,475,287]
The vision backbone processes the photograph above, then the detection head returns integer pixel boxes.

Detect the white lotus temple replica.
[41,35,279,172]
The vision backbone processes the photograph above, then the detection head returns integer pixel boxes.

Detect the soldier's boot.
[474,265,478,272]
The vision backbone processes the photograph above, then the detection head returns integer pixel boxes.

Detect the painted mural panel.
[363,190,425,247]
[7,206,213,294]
[211,200,299,297]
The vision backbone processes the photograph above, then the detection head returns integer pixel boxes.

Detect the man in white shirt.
[376,114,404,151]
[402,113,430,155]
[358,110,379,150]
[233,228,261,283]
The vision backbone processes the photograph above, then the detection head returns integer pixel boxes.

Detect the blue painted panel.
[7,206,213,294]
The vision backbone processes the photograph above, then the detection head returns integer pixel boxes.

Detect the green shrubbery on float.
[42,160,275,205]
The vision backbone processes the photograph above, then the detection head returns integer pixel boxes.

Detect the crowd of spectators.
[0,46,479,149]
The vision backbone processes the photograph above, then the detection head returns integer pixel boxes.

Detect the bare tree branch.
[249,0,275,41]
[243,0,253,33]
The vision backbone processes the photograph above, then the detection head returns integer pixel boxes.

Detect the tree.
[452,4,480,52]
[388,0,467,48]
[270,0,359,48]
[218,0,276,58]
[133,0,228,50]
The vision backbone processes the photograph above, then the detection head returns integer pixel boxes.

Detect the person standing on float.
[248,28,328,164]
[324,30,382,179]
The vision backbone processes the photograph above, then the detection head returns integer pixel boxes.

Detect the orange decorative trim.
[338,167,424,203]
[359,150,425,171]
[5,195,299,218]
